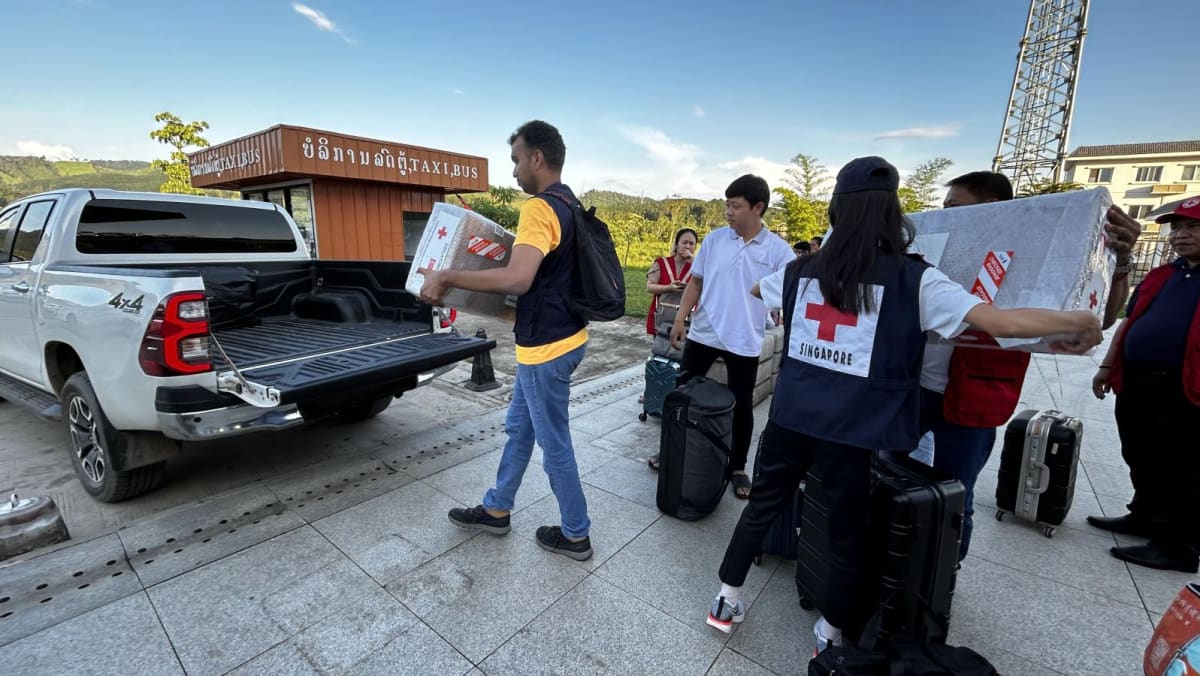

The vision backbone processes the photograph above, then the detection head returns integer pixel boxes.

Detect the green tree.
[1016,178,1085,198]
[488,185,520,206]
[774,153,830,240]
[899,157,953,213]
[149,112,210,195]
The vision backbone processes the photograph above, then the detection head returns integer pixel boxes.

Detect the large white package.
[907,187,1115,352]
[405,203,517,322]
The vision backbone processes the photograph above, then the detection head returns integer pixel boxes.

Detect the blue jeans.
[909,431,935,466]
[919,388,996,562]
[483,344,590,539]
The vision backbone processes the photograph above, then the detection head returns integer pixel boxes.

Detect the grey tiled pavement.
[1,334,1193,675]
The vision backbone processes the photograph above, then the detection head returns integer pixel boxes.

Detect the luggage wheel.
[638,412,648,422]
[799,595,815,611]
[1042,526,1056,538]
[995,510,1007,522]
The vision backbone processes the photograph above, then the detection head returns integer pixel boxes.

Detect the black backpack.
[541,190,626,321]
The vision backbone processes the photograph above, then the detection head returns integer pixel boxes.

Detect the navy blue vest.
[769,253,929,451]
[514,183,587,347]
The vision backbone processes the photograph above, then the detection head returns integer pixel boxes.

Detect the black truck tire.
[336,395,394,423]
[61,373,169,502]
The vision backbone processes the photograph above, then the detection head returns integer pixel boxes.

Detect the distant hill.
[0,155,164,206]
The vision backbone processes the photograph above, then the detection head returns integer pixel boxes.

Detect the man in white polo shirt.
[656,174,794,499]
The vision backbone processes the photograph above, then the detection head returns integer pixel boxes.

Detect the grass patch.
[624,266,651,318]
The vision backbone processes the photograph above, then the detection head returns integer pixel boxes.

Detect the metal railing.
[1129,235,1175,287]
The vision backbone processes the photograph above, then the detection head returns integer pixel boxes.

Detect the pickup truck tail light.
[139,292,213,376]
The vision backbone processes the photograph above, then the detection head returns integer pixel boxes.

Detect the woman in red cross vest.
[645,228,697,340]
[702,157,1104,655]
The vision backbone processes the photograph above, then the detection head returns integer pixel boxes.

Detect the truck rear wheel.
[61,373,169,502]
[336,395,394,423]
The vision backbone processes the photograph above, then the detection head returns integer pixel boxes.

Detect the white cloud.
[693,106,705,118]
[874,125,961,140]
[8,141,76,160]
[550,126,797,199]
[291,4,356,44]
[450,88,466,96]
[718,156,792,193]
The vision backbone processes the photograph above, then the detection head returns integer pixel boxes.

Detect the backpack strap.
[660,257,678,284]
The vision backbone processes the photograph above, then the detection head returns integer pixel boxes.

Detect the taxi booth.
[188,125,489,259]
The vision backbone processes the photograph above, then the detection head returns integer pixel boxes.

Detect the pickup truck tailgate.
[225,332,495,406]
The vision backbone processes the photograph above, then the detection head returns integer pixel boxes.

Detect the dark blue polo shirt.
[1123,258,1200,370]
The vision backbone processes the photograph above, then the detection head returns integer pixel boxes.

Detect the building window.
[1127,205,1153,219]
[402,211,432,260]
[242,184,316,255]
[1087,167,1113,183]
[1183,165,1200,181]
[1135,166,1163,182]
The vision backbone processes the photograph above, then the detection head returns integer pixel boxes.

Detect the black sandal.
[648,455,660,471]
[731,472,751,499]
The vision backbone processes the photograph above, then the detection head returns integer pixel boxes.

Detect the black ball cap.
[833,156,900,194]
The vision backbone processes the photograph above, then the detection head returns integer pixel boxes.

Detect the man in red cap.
[1089,196,1200,573]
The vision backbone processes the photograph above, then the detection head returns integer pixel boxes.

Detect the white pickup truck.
[0,189,493,501]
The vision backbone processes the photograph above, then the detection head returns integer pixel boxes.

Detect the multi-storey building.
[1063,140,1200,235]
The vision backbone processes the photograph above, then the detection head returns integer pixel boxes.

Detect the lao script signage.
[188,125,488,192]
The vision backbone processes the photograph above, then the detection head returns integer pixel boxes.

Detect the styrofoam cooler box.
[907,187,1115,353]
[404,203,518,322]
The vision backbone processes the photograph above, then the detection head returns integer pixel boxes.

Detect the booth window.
[403,211,431,260]
[242,185,316,255]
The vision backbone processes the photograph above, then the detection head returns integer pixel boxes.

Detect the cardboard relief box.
[405,203,518,322]
[907,187,1116,353]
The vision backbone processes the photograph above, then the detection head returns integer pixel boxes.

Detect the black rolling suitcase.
[868,454,964,643]
[996,409,1083,538]
[796,453,965,643]
[639,356,679,421]
[752,434,805,562]
[795,463,830,611]
[656,376,734,521]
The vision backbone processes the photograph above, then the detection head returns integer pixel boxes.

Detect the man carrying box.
[917,170,1141,562]
[419,120,594,561]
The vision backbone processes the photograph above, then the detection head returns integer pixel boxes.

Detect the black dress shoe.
[1086,513,1154,538]
[1110,543,1199,573]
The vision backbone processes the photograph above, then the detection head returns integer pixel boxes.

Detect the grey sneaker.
[705,595,746,634]
[535,526,593,561]
[448,505,510,535]
[813,617,843,656]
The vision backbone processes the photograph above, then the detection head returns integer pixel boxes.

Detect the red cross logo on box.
[437,227,448,239]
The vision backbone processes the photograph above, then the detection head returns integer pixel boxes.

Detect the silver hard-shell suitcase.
[996,409,1083,538]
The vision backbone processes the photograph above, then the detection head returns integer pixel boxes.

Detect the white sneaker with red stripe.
[706,595,746,634]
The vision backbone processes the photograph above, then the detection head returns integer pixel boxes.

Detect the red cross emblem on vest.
[437,227,448,239]
[804,301,858,342]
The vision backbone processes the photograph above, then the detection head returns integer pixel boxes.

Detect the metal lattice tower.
[993,0,1090,195]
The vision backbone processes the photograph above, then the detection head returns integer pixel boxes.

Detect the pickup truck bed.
[212,317,430,368]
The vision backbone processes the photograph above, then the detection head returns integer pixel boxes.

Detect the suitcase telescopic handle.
[1026,459,1051,494]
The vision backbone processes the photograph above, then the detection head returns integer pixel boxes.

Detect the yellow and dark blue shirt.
[512,184,588,365]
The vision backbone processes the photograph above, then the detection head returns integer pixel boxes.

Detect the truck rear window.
[76,199,298,254]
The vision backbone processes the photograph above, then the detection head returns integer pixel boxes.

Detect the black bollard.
[465,328,501,392]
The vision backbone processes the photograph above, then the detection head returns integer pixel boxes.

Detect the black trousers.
[680,339,759,473]
[1115,368,1200,551]
[718,421,878,634]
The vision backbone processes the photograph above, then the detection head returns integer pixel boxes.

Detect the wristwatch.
[1114,260,1133,276]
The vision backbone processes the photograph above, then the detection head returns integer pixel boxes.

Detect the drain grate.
[123,501,292,572]
[390,424,506,473]
[0,534,139,646]
[274,462,401,509]
[570,374,642,405]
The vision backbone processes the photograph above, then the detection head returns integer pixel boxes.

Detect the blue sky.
[4,0,1197,199]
